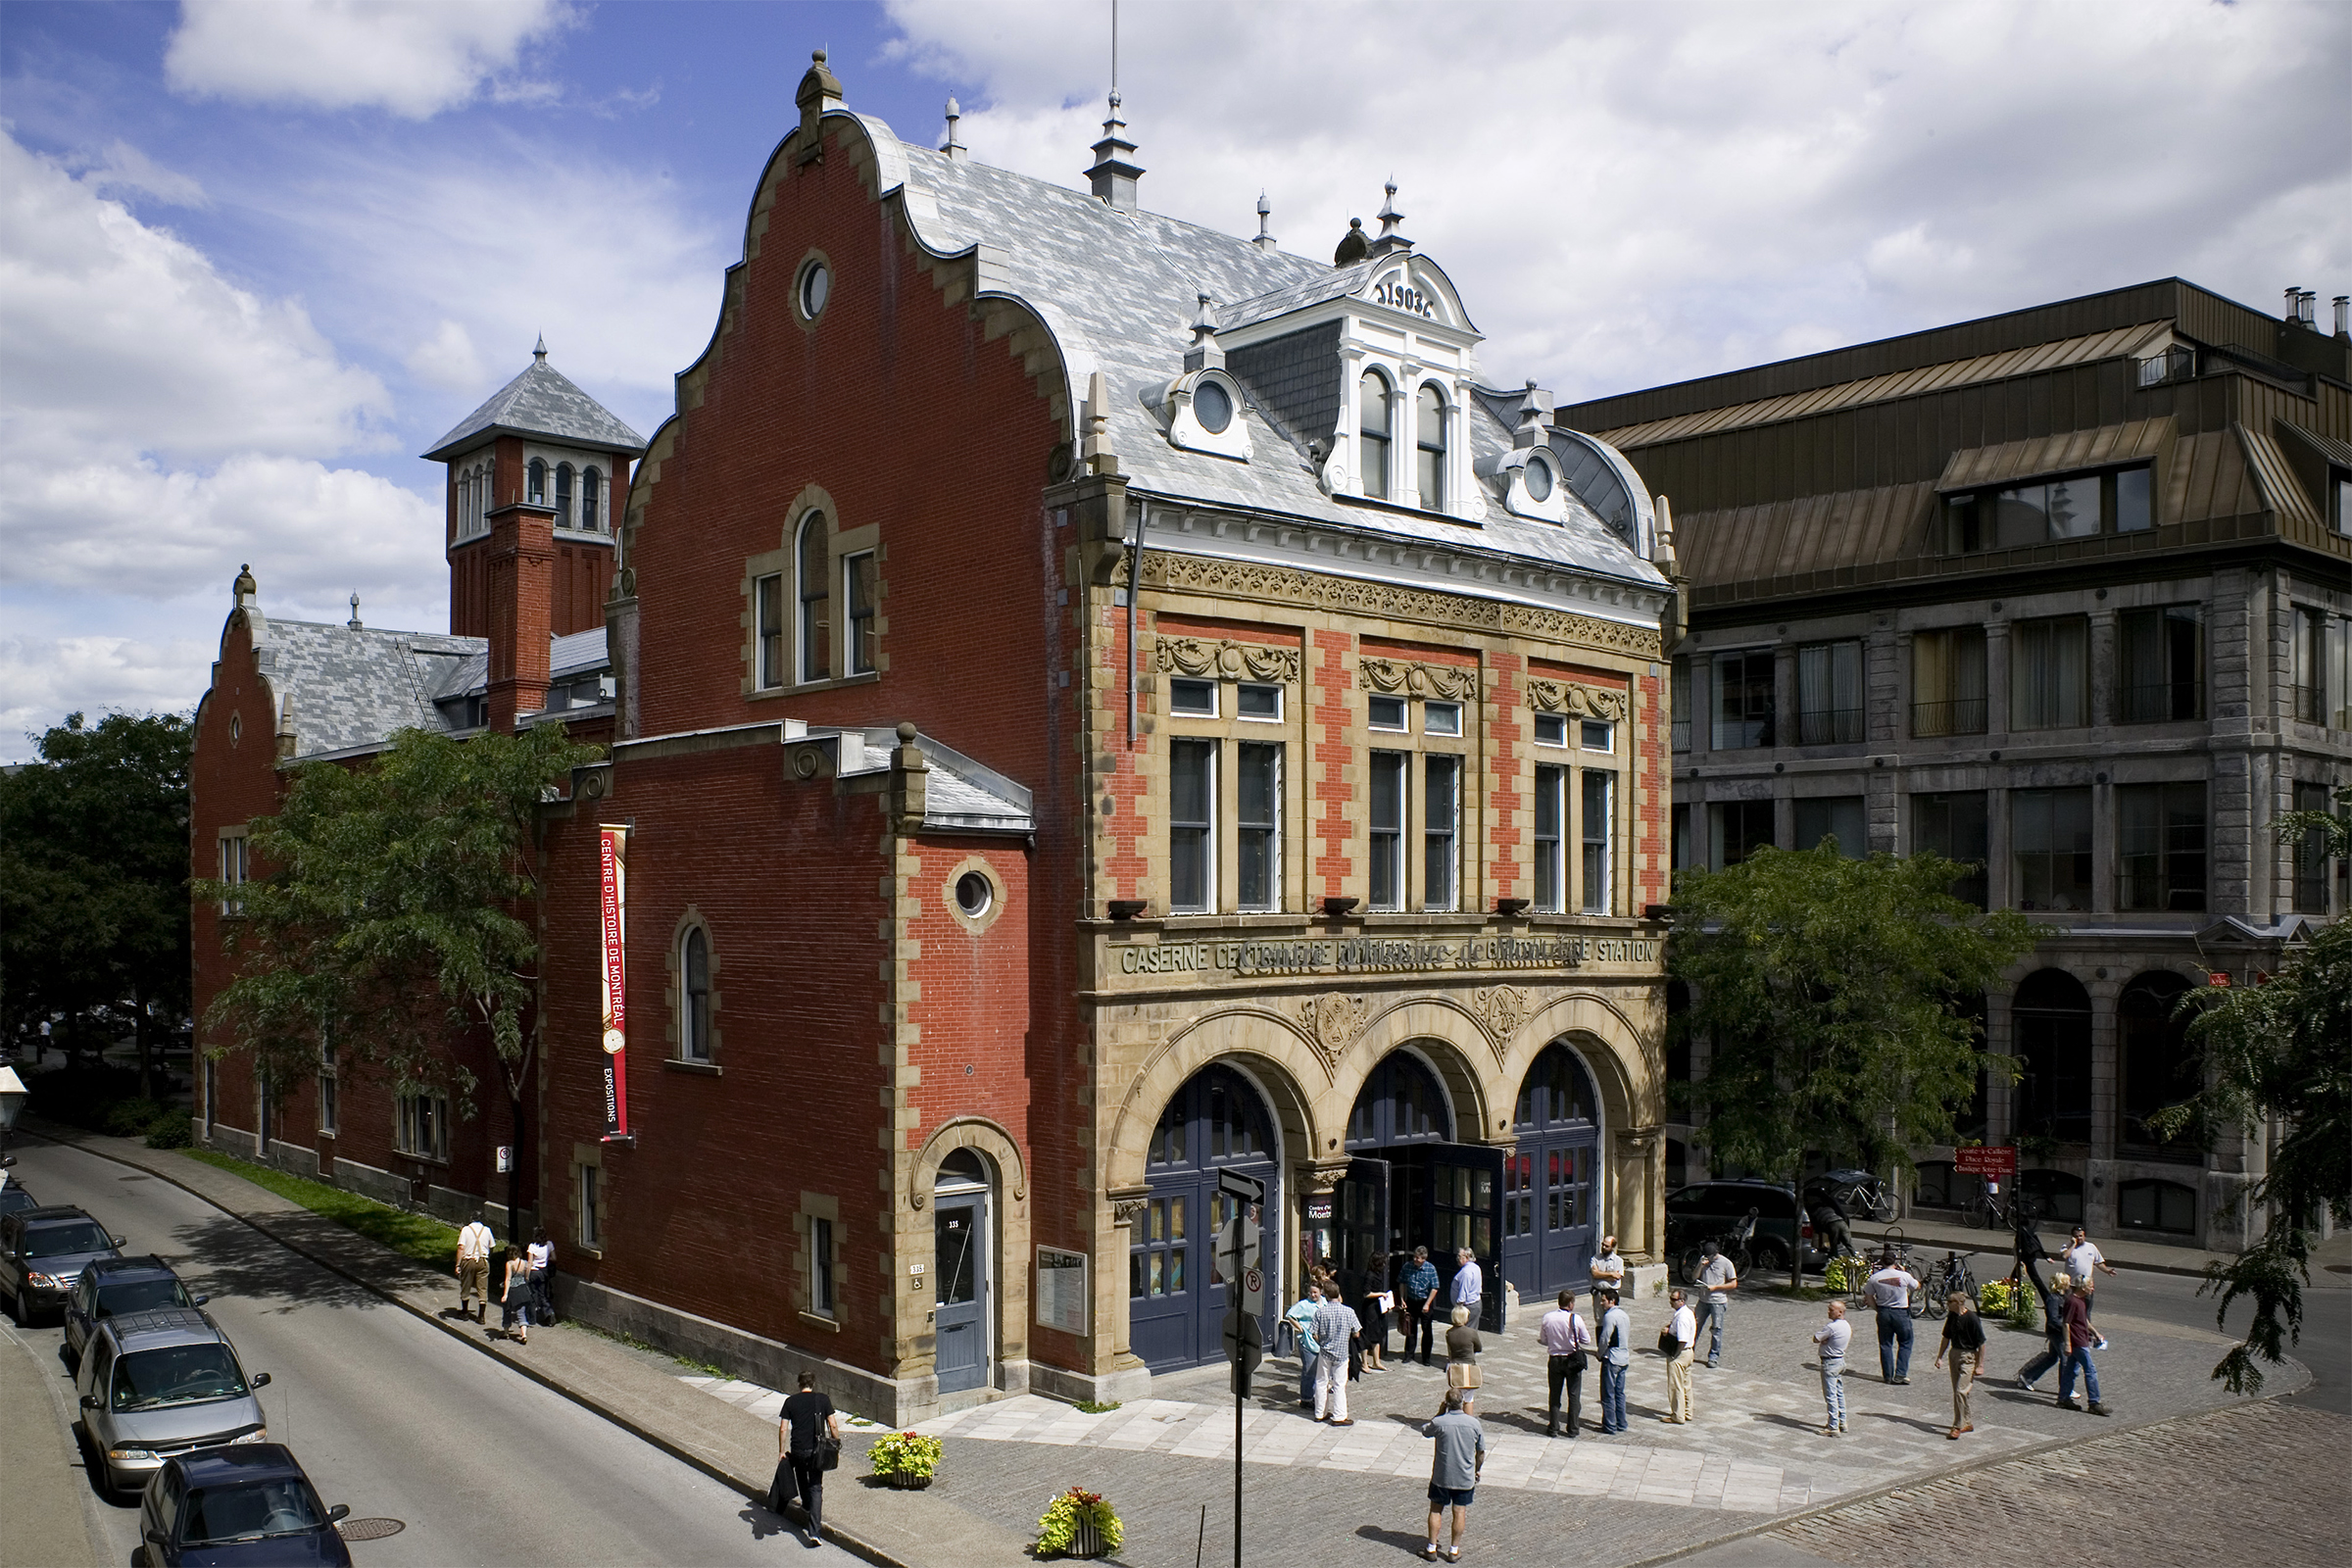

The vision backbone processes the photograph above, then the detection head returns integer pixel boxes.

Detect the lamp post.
[0,1064,28,1180]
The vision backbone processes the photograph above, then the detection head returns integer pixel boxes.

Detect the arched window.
[1358,369,1392,500]
[526,459,547,506]
[580,466,601,532]
[2012,968,2091,1143]
[679,926,711,1062]
[1346,1050,1452,1150]
[555,463,574,528]
[456,472,470,536]
[2118,971,2199,1158]
[1415,383,1447,510]
[798,512,831,681]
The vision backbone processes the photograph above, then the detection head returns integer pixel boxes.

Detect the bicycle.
[1913,1250,1980,1320]
[1679,1208,1758,1288]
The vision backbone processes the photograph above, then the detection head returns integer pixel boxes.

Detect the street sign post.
[1953,1146,2017,1180]
[1212,1168,1266,1568]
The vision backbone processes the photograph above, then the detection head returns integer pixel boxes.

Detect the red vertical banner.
[598,825,629,1141]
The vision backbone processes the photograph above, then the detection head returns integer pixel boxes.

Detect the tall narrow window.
[219,833,248,916]
[578,1164,601,1249]
[1236,742,1281,911]
[845,552,877,675]
[680,926,712,1061]
[317,1035,338,1136]
[811,1217,836,1317]
[2329,613,2351,729]
[1912,626,1988,737]
[2118,606,2202,722]
[1911,790,1989,907]
[2290,607,2325,724]
[1711,649,1776,749]
[1415,384,1446,510]
[2011,615,2089,730]
[756,574,785,689]
[1169,739,1215,912]
[1670,658,1691,752]
[555,463,574,528]
[797,514,830,681]
[526,459,547,506]
[456,473,470,537]
[580,466,601,532]
[2012,787,2093,911]
[2116,781,2207,911]
[1796,639,1864,744]
[1369,751,1407,910]
[1580,770,1613,912]
[2292,781,2331,914]
[1358,370,1392,501]
[1533,764,1566,911]
[1423,755,1459,911]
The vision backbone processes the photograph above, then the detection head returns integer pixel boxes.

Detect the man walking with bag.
[1596,1288,1632,1435]
[772,1371,841,1548]
[454,1214,495,1324]
[1537,1288,1592,1438]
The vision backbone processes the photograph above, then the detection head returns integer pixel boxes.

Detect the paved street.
[5,1139,804,1566]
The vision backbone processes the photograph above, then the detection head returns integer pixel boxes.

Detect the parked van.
[74,1307,270,1495]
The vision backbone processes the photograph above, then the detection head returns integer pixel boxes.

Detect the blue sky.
[3,0,2346,758]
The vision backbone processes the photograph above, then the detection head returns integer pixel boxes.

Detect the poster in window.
[1036,1247,1088,1336]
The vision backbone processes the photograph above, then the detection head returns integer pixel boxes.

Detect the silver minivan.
[74,1307,270,1495]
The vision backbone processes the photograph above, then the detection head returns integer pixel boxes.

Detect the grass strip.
[183,1148,459,1270]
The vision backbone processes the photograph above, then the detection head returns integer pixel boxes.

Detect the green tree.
[2156,793,2351,1393]
[1669,842,2039,1286]
[203,724,600,1237]
[1,711,193,1097]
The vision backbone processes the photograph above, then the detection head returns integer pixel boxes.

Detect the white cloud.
[0,130,391,466]
[165,0,573,120]
[74,140,210,208]
[0,633,210,760]
[405,318,486,392]
[880,0,2352,400]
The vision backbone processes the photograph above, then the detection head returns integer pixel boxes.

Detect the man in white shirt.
[1449,1248,1483,1317]
[1589,1236,1625,1320]
[456,1216,496,1324]
[2062,1228,2116,1294]
[1811,1299,1852,1436]
[1536,1288,1592,1439]
[1693,1241,1739,1368]
[1663,1289,1696,1423]
[1866,1248,1921,1384]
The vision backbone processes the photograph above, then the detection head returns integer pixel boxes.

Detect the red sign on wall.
[1953,1146,2016,1179]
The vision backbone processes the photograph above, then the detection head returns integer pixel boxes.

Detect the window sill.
[799,1310,841,1334]
[395,1152,452,1168]
[573,1245,606,1260]
[664,1058,721,1077]
[789,671,882,695]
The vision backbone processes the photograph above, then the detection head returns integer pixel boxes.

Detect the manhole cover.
[337,1519,406,1542]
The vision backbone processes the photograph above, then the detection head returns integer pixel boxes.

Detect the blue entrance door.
[934,1194,988,1394]
[1129,1065,1279,1371]
[1499,1043,1601,1301]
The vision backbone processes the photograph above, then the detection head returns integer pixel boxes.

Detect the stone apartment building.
[1561,279,2352,1251]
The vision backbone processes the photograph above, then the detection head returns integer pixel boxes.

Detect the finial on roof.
[1513,381,1550,449]
[1334,217,1369,268]
[1253,190,1277,253]
[1369,178,1411,256]
[533,334,548,364]
[1186,293,1224,372]
[348,593,363,630]
[796,47,845,155]
[942,94,966,160]
[1087,91,1144,212]
[234,563,257,602]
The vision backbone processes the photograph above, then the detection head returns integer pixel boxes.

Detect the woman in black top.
[1934,1293,1986,1439]
[773,1372,841,1545]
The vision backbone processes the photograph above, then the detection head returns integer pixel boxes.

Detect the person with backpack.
[1596,1288,1632,1435]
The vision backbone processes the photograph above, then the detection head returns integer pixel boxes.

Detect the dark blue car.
[137,1446,352,1567]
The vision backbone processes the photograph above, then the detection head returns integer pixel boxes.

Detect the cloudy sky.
[2,0,2345,759]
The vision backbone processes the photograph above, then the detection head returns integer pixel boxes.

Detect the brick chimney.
[484,484,557,732]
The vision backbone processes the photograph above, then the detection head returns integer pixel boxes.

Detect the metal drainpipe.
[1126,504,1145,749]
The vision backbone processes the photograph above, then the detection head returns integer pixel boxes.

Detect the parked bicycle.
[1678,1207,1759,1287]
[1912,1250,1980,1320]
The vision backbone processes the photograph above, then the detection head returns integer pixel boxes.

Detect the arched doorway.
[932,1149,992,1395]
[1128,1064,1280,1371]
[2117,971,2199,1160]
[2012,969,2091,1144]
[1499,1042,1602,1300]
[1331,1047,1504,1331]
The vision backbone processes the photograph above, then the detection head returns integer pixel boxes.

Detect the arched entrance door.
[1333,1048,1505,1331]
[932,1150,992,1396]
[1128,1064,1280,1371]
[2117,971,2198,1160]
[2012,969,2091,1144]
[1499,1043,1601,1300]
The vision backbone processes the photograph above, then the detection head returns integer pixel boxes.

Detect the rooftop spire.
[942,94,966,160]
[1253,190,1277,253]
[1087,91,1144,212]
[348,593,363,630]
[1185,293,1223,372]
[533,334,548,365]
[1369,178,1411,257]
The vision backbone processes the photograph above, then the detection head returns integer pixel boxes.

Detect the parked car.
[2,1204,124,1324]
[74,1307,271,1496]
[1663,1179,1827,1274]
[0,1179,41,1216]
[66,1255,210,1368]
[138,1445,351,1567]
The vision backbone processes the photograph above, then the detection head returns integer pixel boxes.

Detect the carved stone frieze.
[1155,637,1301,684]
[1527,679,1630,723]
[1468,984,1530,1058]
[1136,553,1662,657]
[1357,658,1480,702]
[1294,992,1371,1079]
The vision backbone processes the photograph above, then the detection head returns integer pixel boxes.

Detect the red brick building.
[199,55,1680,1424]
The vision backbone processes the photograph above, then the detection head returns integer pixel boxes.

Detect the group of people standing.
[454,1217,557,1345]
[1287,1243,1491,1427]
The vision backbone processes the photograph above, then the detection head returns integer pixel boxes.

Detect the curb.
[1855,1225,2221,1282]
[21,1125,911,1568]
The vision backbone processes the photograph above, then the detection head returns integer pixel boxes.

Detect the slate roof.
[243,612,483,759]
[836,117,1665,604]
[815,726,1033,834]
[422,354,646,462]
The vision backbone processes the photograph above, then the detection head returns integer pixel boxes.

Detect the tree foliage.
[1669,842,2039,1275]
[2157,794,2351,1393]
[201,725,600,1115]
[0,711,193,1092]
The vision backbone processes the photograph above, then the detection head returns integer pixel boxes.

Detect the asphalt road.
[7,1140,809,1566]
[2070,1258,2348,1416]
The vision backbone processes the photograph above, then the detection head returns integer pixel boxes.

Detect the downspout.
[1127,504,1145,749]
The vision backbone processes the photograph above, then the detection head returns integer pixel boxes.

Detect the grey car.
[1,1204,124,1324]
[75,1307,271,1495]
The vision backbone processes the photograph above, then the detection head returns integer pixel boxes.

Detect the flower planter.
[1067,1518,1103,1558]
[882,1471,932,1491]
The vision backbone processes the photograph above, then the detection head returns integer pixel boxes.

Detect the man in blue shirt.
[1399,1247,1442,1366]
[1596,1288,1632,1435]
[1420,1389,1485,1561]
[1449,1248,1483,1320]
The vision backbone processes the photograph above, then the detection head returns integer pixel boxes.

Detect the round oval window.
[955,871,993,918]
[1524,455,1553,502]
[1193,378,1234,434]
[799,261,830,320]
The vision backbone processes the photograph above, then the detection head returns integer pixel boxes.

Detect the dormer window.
[1194,378,1234,434]
[555,464,574,528]
[1359,370,1393,501]
[527,459,547,506]
[1523,452,1552,502]
[1162,368,1251,460]
[1415,384,1447,510]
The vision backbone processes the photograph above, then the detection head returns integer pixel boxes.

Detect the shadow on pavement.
[166,1213,387,1313]
[1354,1523,1440,1555]
[1752,1411,1826,1433]
[1857,1410,1954,1438]
[737,1504,799,1543]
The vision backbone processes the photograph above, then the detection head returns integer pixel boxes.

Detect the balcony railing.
[2118,680,2201,724]
[2290,683,2325,724]
[1670,718,1690,753]
[1797,707,1864,746]
[1910,697,1988,738]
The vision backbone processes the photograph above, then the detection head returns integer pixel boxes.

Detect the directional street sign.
[1217,1169,1265,1203]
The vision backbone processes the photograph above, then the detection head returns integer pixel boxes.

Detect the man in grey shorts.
[1420,1388,1485,1561]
